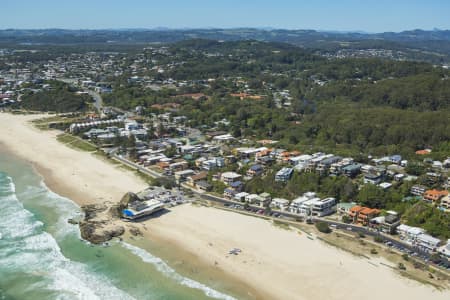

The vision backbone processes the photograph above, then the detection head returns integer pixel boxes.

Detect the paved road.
[87,90,103,112]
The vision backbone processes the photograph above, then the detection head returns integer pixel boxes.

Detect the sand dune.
[0,112,448,300]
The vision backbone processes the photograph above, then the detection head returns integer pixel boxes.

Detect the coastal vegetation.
[20,81,90,112]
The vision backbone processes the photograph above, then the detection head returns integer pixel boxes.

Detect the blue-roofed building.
[230,181,244,192]
[247,164,264,177]
[224,188,237,199]
[389,155,402,164]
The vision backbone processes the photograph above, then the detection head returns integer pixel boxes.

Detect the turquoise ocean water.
[0,152,239,300]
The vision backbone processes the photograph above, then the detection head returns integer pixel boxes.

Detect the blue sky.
[1,0,449,32]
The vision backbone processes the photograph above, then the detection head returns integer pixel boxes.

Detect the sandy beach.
[0,112,449,300]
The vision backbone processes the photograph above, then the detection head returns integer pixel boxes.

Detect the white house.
[415,233,441,251]
[438,239,450,258]
[271,198,290,211]
[397,224,425,244]
[221,172,242,185]
[311,197,337,217]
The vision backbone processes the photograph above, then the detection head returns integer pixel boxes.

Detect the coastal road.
[87,90,103,112]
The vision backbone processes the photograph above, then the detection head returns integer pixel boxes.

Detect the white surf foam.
[0,174,135,300]
[122,242,237,300]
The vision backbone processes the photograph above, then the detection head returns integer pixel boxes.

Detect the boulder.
[67,218,79,225]
[79,221,125,244]
[129,226,143,237]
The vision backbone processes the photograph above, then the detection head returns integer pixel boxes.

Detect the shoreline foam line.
[121,242,237,300]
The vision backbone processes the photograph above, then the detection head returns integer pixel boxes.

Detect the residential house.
[169,161,188,172]
[202,157,225,170]
[357,207,380,226]
[397,224,425,244]
[229,181,244,192]
[221,172,242,185]
[337,202,357,214]
[247,164,264,177]
[370,211,400,234]
[224,188,237,199]
[329,158,354,176]
[438,239,450,258]
[271,198,290,211]
[289,192,318,215]
[311,197,337,217]
[187,172,208,187]
[245,194,263,205]
[174,169,195,182]
[423,189,448,204]
[195,180,212,192]
[426,172,441,185]
[378,182,392,190]
[234,192,249,202]
[259,193,272,207]
[348,205,380,225]
[289,154,312,166]
[275,167,293,182]
[410,185,427,197]
[316,156,342,174]
[342,164,361,178]
[348,206,364,223]
[415,233,441,251]
[440,195,450,210]
[364,173,383,185]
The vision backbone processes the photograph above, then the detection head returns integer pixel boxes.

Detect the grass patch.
[56,133,97,152]
[273,220,291,231]
[399,270,443,290]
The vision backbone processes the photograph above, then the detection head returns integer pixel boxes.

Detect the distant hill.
[1,28,449,63]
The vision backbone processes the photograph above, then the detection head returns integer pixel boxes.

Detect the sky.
[1,0,449,32]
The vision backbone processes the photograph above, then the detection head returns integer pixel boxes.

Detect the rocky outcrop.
[79,220,125,244]
[67,218,79,225]
[79,203,125,244]
[129,226,143,237]
[82,204,107,220]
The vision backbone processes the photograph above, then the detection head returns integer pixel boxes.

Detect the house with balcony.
[275,167,293,182]
[221,172,242,185]
[397,224,425,244]
[271,198,290,211]
[234,192,249,202]
[369,211,400,234]
[245,194,270,207]
[289,192,317,214]
[329,158,354,176]
[415,233,441,252]
[357,207,381,226]
[316,156,342,174]
[348,205,380,225]
[410,185,427,197]
[247,164,264,177]
[311,197,337,217]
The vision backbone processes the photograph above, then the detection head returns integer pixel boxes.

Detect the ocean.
[0,152,239,300]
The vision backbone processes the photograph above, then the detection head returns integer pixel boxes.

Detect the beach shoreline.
[0,112,449,300]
